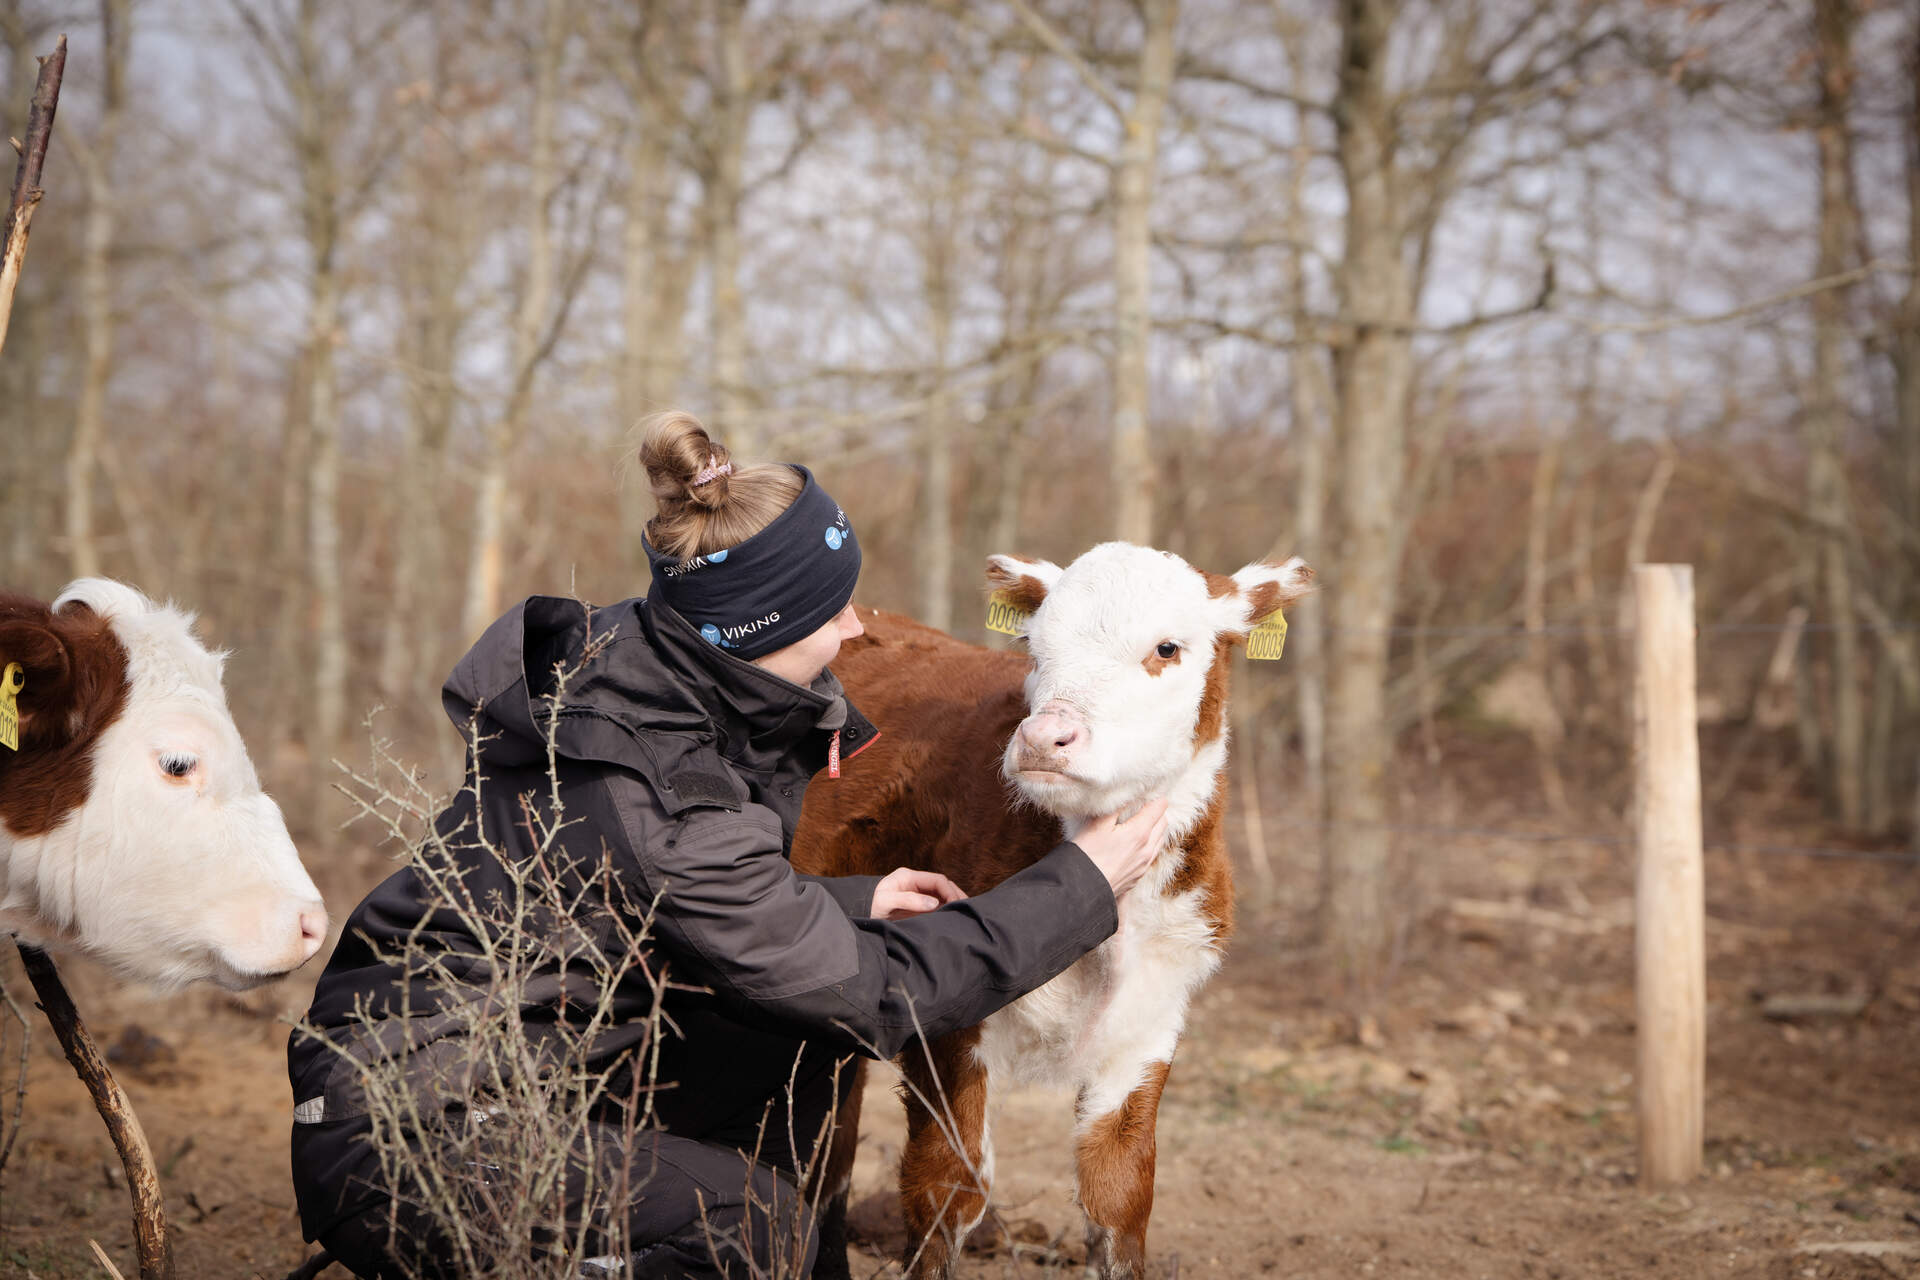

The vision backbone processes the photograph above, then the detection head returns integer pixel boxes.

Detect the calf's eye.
[158,752,198,780]
[1155,642,1179,660]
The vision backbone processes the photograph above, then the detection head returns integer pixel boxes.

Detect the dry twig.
[0,32,65,356]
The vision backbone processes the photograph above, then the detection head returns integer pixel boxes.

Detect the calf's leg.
[1074,1059,1170,1280]
[898,1026,991,1280]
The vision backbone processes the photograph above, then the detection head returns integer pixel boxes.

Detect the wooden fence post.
[1633,563,1705,1188]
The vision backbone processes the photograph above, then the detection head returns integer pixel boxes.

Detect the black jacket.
[288,586,1117,1240]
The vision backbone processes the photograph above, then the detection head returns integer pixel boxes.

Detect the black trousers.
[315,1124,817,1280]
[301,1040,857,1279]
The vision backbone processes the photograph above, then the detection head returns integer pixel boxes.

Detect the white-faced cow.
[792,542,1313,1280]
[0,578,327,990]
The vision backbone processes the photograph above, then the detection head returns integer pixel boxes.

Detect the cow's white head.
[0,579,327,991]
[988,543,1313,823]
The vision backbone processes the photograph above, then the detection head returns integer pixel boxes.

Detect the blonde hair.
[635,411,804,559]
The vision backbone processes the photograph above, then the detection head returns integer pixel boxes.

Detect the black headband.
[642,465,861,660]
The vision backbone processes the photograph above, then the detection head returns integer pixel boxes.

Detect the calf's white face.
[989,543,1312,821]
[0,579,327,991]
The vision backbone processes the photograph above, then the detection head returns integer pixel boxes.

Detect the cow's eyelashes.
[1154,641,1180,660]
[158,752,199,780]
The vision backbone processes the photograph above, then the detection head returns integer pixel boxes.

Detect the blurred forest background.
[1,0,1915,992]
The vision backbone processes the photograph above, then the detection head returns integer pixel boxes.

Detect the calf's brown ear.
[985,553,1060,615]
[0,603,122,748]
[1230,556,1316,628]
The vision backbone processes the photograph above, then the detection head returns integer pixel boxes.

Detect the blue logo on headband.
[709,548,728,562]
[699,623,723,646]
[824,527,844,550]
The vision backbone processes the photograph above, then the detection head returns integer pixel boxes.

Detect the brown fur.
[1075,1060,1172,1279]
[897,1025,989,1280]
[1199,569,1237,600]
[1244,560,1313,623]
[0,595,130,838]
[1141,645,1181,677]
[1163,773,1236,940]
[984,557,1051,617]
[793,609,1237,1276]
[1191,636,1236,747]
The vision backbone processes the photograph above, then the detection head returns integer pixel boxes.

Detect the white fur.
[0,579,326,990]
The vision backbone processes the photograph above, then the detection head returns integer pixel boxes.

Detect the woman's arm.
[601,777,1154,1057]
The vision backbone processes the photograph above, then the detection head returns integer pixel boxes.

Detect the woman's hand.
[1073,796,1172,899]
[872,868,969,920]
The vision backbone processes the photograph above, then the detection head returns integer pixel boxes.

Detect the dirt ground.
[2,731,1918,1280]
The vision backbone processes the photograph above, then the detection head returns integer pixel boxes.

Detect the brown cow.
[793,541,1312,1280]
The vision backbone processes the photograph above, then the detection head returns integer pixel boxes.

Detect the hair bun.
[638,411,734,513]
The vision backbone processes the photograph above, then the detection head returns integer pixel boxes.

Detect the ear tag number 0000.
[985,592,1032,637]
[1247,610,1288,662]
[0,662,22,752]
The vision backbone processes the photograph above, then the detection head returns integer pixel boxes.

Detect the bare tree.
[63,0,128,581]
[1807,0,1865,827]
[1008,0,1178,544]
[461,0,575,642]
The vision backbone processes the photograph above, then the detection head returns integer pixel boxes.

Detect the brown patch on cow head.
[1075,1058,1171,1271]
[1192,636,1235,745]
[1141,642,1182,677]
[0,595,130,838]
[984,556,1050,615]
[1199,569,1237,600]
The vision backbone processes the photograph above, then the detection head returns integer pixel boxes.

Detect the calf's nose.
[298,907,329,962]
[1021,711,1080,753]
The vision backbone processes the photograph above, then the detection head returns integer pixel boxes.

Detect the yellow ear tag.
[985,591,1033,637]
[1247,610,1288,662]
[0,663,22,752]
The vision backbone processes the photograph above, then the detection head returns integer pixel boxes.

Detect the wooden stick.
[17,944,174,1280]
[1632,564,1705,1189]
[0,32,66,357]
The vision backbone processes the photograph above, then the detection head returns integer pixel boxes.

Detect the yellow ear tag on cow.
[1247,610,1288,662]
[985,591,1033,637]
[0,663,22,752]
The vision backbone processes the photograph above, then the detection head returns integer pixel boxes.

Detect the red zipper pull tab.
[829,729,841,779]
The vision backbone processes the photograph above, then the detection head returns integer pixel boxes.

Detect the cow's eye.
[158,752,198,780]
[1155,642,1179,660]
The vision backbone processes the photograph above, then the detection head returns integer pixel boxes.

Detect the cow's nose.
[298,907,329,961]
[1021,712,1079,753]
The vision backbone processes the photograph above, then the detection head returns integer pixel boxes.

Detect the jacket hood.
[441,589,873,789]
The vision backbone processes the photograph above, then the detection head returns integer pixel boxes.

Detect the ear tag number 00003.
[1247,610,1288,662]
[0,662,22,752]
[985,591,1032,637]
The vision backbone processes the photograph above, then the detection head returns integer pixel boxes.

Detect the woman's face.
[751,602,865,687]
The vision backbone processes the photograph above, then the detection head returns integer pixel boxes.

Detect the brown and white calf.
[792,542,1312,1280]
[0,579,327,990]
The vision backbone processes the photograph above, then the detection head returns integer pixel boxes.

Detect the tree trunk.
[621,121,681,425]
[707,0,751,447]
[1525,431,1568,814]
[918,303,954,632]
[462,0,565,642]
[293,0,346,812]
[1108,0,1176,544]
[1284,80,1329,871]
[1324,0,1415,993]
[64,0,126,582]
[1809,0,1864,827]
[381,65,464,710]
